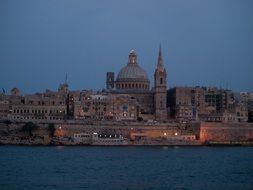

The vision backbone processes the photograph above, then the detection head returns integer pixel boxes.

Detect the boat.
[91,133,128,146]
[73,133,91,145]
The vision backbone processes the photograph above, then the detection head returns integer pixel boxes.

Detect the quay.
[0,120,253,146]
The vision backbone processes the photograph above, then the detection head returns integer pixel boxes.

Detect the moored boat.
[91,133,128,146]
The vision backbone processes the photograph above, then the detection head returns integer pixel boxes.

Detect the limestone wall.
[53,123,180,139]
[199,122,253,142]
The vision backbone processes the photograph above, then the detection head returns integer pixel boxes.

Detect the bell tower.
[154,45,167,121]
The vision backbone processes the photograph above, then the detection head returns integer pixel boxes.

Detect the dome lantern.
[129,50,137,64]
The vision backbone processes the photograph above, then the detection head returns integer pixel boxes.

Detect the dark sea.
[0,146,253,190]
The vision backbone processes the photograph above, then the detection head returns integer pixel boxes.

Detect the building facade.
[0,47,251,123]
[0,47,168,122]
[167,87,249,123]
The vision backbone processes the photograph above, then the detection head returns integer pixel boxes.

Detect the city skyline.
[1,0,253,94]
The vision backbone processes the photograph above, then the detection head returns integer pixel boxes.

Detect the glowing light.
[164,133,167,136]
[175,132,178,136]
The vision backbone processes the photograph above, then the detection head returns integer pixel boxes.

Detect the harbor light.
[175,132,178,136]
[164,132,167,136]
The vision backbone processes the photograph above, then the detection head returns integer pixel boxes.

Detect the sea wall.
[199,122,253,142]
[0,121,198,144]
[4,121,253,145]
[53,123,181,139]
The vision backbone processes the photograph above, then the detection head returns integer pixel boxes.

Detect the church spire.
[157,45,164,70]
[154,44,167,121]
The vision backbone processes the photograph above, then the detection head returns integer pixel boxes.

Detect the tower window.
[160,78,163,85]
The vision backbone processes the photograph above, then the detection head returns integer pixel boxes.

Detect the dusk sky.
[1,0,253,94]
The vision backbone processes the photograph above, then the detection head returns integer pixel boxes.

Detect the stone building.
[115,50,150,91]
[73,92,138,121]
[239,92,253,122]
[167,87,196,123]
[2,46,250,124]
[0,93,9,118]
[167,86,248,123]
[67,48,168,122]
[0,47,168,123]
[105,48,168,121]
[2,87,68,122]
[154,46,167,121]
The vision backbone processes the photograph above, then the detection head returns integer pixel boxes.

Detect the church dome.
[116,50,150,90]
[117,63,149,82]
[116,50,149,82]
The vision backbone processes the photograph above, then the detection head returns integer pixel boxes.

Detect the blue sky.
[1,0,253,94]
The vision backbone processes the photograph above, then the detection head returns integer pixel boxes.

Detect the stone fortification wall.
[200,122,253,142]
[0,121,182,139]
[53,123,181,139]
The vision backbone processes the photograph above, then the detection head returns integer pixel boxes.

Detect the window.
[160,78,163,85]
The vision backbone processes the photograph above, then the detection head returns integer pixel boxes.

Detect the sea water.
[0,146,253,190]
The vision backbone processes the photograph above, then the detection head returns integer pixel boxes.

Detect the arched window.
[160,78,163,85]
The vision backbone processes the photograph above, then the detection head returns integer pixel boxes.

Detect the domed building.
[115,50,150,91]
[106,47,168,121]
